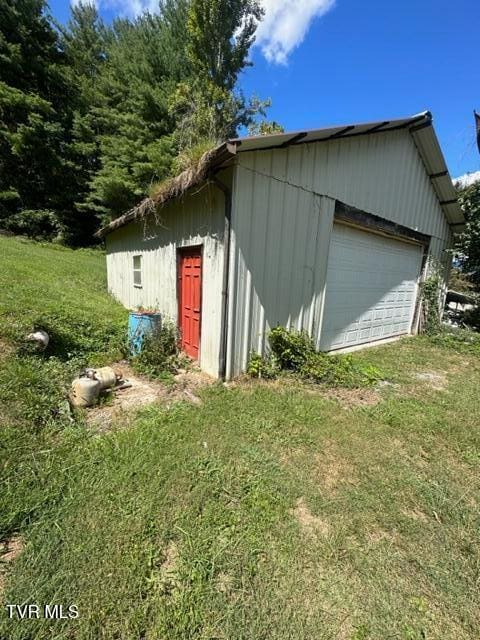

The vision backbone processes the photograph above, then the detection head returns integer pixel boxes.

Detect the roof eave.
[96,111,464,238]
[95,142,235,239]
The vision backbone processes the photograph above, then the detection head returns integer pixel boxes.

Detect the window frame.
[133,254,142,288]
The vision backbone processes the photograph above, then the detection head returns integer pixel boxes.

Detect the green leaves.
[454,180,480,288]
[248,326,383,387]
[0,0,279,243]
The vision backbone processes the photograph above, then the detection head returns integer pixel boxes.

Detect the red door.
[178,248,202,360]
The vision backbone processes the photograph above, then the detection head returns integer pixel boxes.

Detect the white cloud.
[100,0,158,18]
[86,0,157,17]
[454,171,480,188]
[71,0,335,61]
[255,0,336,65]
[71,0,98,8]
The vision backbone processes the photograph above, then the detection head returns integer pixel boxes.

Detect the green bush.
[268,326,315,369]
[247,352,280,379]
[248,326,383,388]
[300,352,382,387]
[132,321,185,379]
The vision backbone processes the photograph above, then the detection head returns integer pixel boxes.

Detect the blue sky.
[51,0,480,178]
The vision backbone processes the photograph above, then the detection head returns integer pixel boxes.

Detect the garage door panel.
[320,224,423,351]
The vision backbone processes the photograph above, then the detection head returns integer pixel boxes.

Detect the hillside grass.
[1,237,479,639]
[0,236,128,537]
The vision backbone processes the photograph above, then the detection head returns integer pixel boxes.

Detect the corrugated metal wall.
[226,129,453,377]
[106,185,225,377]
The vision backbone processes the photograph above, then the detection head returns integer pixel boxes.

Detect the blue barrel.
[128,312,162,355]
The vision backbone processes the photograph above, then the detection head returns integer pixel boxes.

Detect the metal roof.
[227,111,463,227]
[230,112,427,150]
[98,111,463,237]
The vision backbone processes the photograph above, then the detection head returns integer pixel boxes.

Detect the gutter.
[211,175,233,381]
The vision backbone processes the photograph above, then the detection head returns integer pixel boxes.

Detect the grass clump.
[131,320,186,380]
[299,351,382,387]
[247,352,280,379]
[248,326,382,387]
[428,326,480,355]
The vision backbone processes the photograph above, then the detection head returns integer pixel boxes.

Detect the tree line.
[0,0,281,245]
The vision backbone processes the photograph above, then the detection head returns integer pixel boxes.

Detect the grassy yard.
[1,237,480,639]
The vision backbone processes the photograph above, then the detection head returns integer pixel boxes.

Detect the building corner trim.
[211,176,232,380]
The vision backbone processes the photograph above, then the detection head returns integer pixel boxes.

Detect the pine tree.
[0,0,73,238]
[61,1,110,242]
[83,5,192,223]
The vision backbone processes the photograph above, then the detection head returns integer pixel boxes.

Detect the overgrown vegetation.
[0,0,278,243]
[455,178,480,288]
[428,326,480,355]
[132,320,187,380]
[248,326,383,387]
[420,264,443,335]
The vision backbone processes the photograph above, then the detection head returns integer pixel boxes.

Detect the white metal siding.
[106,186,225,377]
[226,129,452,377]
[320,224,424,350]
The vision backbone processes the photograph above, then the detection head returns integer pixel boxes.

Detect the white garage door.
[320,224,424,351]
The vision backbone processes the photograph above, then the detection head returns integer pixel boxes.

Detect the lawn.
[1,237,479,639]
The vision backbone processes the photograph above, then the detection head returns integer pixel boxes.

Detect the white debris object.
[26,330,49,349]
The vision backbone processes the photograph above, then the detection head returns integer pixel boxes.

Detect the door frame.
[176,244,203,361]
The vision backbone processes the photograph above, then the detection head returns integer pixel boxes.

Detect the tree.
[0,0,280,239]
[0,0,74,238]
[454,179,480,288]
[170,0,268,147]
[61,2,111,242]
[83,5,191,222]
[248,120,285,136]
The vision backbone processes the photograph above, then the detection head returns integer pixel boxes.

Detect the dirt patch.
[323,387,381,408]
[414,371,448,391]
[0,338,14,361]
[216,572,234,595]
[402,508,429,522]
[314,442,358,493]
[0,535,23,597]
[86,363,214,430]
[281,443,358,495]
[366,526,397,545]
[291,497,330,537]
[161,540,178,575]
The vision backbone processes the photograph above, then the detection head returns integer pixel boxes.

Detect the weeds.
[420,260,443,335]
[131,320,187,379]
[248,326,383,387]
[428,327,480,355]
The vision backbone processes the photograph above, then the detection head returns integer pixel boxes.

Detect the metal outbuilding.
[98,111,464,379]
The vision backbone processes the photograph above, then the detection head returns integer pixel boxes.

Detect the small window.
[133,255,142,288]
